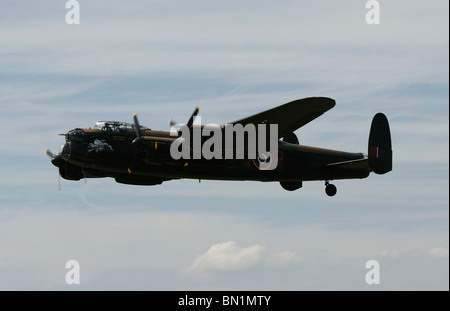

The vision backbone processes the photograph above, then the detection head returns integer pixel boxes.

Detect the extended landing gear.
[325,181,337,197]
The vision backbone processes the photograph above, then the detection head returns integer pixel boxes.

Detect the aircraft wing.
[226,97,336,139]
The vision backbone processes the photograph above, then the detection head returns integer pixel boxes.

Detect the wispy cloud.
[427,247,449,259]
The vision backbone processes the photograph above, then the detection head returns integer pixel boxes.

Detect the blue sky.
[0,0,448,290]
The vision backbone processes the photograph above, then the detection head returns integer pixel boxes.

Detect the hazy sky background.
[0,0,448,290]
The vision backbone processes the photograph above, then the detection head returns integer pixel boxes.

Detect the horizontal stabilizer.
[327,158,371,178]
[327,158,370,172]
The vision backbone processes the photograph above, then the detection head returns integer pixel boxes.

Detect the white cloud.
[186,241,265,273]
[185,241,305,277]
[381,249,403,258]
[428,247,449,259]
[381,247,450,260]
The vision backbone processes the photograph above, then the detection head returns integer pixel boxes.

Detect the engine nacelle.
[59,163,84,181]
[280,181,303,191]
[282,132,299,144]
[115,175,165,186]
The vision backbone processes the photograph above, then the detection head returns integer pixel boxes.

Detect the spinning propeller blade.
[186,106,200,128]
[45,148,56,159]
[168,106,200,128]
[130,113,146,173]
[133,113,142,138]
[45,148,62,192]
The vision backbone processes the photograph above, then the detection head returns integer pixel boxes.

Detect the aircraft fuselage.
[55,126,369,185]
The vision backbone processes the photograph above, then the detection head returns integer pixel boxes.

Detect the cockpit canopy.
[93,121,149,133]
[66,129,85,142]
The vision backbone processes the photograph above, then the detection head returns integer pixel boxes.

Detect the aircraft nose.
[61,142,71,160]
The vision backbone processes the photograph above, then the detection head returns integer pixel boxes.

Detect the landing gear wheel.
[325,182,337,197]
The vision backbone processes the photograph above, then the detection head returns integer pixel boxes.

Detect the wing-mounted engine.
[131,113,178,165]
[46,148,83,181]
[59,162,84,181]
[132,106,203,165]
[168,106,200,129]
[133,135,176,162]
[279,132,302,191]
[281,132,299,144]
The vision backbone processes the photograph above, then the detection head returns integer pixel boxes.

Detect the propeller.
[168,106,200,128]
[45,148,62,192]
[46,148,56,159]
[133,113,142,138]
[168,118,177,127]
[129,113,146,174]
[186,106,200,128]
